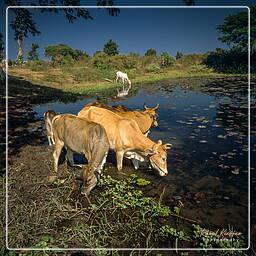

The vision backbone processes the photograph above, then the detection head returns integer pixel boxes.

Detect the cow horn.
[154,103,160,110]
[143,103,149,110]
[164,143,173,150]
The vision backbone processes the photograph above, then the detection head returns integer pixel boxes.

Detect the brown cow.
[78,106,172,176]
[52,114,109,195]
[78,102,159,136]
[44,110,59,146]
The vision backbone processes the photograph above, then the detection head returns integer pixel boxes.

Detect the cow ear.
[144,148,156,156]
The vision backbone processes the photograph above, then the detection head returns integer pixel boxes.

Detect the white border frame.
[5,5,251,252]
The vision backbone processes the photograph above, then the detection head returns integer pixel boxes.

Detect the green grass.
[8,53,237,96]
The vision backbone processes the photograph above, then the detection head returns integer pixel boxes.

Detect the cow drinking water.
[52,114,109,196]
[116,71,131,85]
[78,106,172,176]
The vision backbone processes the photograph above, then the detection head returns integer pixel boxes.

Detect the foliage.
[8,5,41,41]
[217,6,255,49]
[44,44,87,64]
[159,225,190,241]
[26,59,51,71]
[103,39,119,56]
[204,46,251,74]
[176,51,183,59]
[145,48,157,56]
[98,173,170,217]
[161,51,175,66]
[27,43,39,61]
[205,6,256,74]
[145,63,162,73]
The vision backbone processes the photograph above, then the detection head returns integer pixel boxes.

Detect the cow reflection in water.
[51,114,109,196]
[116,85,131,98]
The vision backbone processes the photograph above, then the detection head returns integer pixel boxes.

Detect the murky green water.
[34,77,255,239]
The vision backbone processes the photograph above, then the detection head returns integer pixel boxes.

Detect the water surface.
[34,77,253,239]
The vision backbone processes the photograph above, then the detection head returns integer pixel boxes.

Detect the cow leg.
[66,148,74,167]
[116,76,119,83]
[131,159,140,170]
[116,151,124,171]
[47,135,52,146]
[50,133,55,145]
[53,141,64,172]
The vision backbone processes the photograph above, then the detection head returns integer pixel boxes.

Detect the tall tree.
[27,43,39,60]
[8,5,40,61]
[4,0,120,60]
[217,6,255,50]
[103,39,119,56]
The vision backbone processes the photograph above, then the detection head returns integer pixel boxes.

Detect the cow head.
[80,164,98,196]
[143,103,160,127]
[144,140,172,177]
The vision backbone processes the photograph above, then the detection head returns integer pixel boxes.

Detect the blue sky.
[1,0,254,60]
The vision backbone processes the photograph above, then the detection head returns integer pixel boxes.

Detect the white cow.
[116,71,131,85]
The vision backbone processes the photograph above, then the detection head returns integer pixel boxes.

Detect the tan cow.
[52,114,109,195]
[78,106,172,176]
[78,102,159,136]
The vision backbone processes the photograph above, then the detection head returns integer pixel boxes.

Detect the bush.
[145,63,162,73]
[204,47,250,74]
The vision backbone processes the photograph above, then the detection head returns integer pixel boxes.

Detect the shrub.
[26,60,51,71]
[145,63,162,73]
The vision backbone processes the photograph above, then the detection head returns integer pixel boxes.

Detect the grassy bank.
[6,146,246,254]
[6,53,233,96]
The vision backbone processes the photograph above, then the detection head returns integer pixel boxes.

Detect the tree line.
[21,39,182,66]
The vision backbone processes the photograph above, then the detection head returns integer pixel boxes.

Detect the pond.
[34,77,254,244]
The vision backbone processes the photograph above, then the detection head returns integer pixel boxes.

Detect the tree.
[103,39,119,56]
[204,7,256,74]
[44,44,87,64]
[0,33,4,61]
[217,6,256,50]
[9,6,40,61]
[176,51,183,59]
[145,48,157,56]
[5,0,120,61]
[27,43,39,60]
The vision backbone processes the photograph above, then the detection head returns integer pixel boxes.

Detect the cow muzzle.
[150,160,168,177]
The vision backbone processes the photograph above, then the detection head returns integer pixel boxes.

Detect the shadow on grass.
[0,76,83,176]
